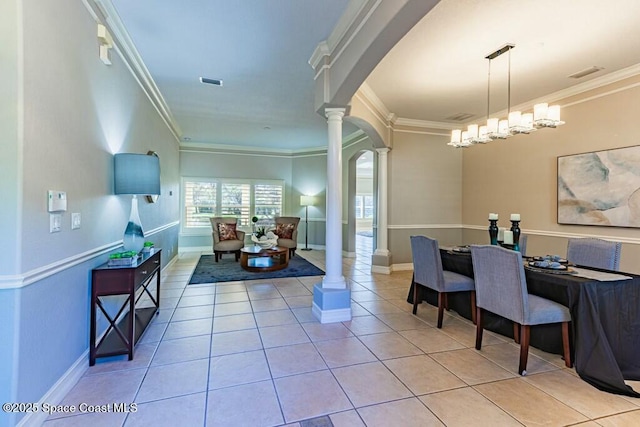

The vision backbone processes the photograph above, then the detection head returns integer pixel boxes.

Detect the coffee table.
[240,246,289,272]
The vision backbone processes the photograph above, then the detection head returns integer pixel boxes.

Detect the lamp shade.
[114,153,160,195]
[300,195,315,206]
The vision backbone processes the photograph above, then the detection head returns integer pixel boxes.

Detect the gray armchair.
[471,245,572,375]
[567,237,621,271]
[210,217,245,262]
[273,217,300,258]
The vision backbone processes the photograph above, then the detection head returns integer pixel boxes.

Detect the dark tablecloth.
[407,249,640,397]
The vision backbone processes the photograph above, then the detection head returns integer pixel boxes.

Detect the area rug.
[188,254,325,284]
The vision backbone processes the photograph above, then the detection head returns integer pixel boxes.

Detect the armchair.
[210,217,245,262]
[273,217,300,258]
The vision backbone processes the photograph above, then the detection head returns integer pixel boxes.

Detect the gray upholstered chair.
[518,234,528,257]
[567,237,621,271]
[470,245,572,375]
[273,216,300,257]
[410,236,476,328]
[210,217,245,262]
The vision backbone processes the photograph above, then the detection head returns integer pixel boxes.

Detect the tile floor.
[44,236,640,426]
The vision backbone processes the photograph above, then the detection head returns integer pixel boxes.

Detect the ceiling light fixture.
[448,44,564,148]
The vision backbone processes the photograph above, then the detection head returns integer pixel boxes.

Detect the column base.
[312,284,352,323]
[371,250,392,274]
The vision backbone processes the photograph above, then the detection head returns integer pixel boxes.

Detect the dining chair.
[410,236,476,328]
[518,234,528,257]
[471,245,571,375]
[566,237,621,271]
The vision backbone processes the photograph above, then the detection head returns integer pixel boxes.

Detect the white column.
[374,147,390,257]
[322,108,347,289]
[313,107,351,323]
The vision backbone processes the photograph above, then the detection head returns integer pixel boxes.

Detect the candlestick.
[510,213,521,221]
[488,219,498,245]
[510,219,521,252]
[488,213,498,220]
[503,230,513,245]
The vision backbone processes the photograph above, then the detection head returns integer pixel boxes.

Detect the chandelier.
[448,44,564,148]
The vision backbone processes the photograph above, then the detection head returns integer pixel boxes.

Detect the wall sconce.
[97,23,113,65]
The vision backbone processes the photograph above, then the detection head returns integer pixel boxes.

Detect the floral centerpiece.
[251,230,278,249]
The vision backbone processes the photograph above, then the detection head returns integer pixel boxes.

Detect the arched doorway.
[355,151,374,258]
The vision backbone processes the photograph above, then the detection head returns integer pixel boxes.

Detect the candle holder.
[510,220,521,252]
[488,219,498,245]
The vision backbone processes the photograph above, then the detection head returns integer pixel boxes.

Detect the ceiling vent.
[568,66,604,79]
[446,113,475,121]
[200,77,223,86]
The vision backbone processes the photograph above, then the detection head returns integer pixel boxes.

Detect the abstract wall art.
[558,145,640,227]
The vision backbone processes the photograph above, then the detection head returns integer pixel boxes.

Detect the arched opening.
[355,151,374,257]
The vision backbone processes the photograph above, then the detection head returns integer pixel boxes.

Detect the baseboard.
[17,350,88,427]
[391,263,414,271]
[342,251,356,258]
[312,303,352,323]
[371,265,391,274]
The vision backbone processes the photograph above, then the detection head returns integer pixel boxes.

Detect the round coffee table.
[240,246,289,272]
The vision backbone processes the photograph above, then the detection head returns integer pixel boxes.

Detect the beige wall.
[462,75,640,273]
[388,129,463,263]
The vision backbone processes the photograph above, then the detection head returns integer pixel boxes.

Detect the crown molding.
[180,129,370,158]
[309,0,377,69]
[83,0,182,146]
[357,63,640,132]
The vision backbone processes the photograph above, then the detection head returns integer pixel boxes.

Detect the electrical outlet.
[50,213,62,233]
[71,212,81,229]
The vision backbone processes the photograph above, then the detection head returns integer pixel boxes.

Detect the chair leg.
[518,324,531,375]
[235,251,240,262]
[475,307,484,350]
[437,292,445,328]
[412,275,419,315]
[562,321,572,368]
[513,323,520,344]
[470,291,477,325]
[444,293,450,311]
[215,252,219,262]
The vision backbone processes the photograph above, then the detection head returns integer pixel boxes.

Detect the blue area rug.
[189,254,325,284]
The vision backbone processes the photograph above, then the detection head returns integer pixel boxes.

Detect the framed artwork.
[558,145,640,227]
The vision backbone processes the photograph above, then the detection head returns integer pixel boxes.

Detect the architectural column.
[372,147,392,273]
[313,107,352,323]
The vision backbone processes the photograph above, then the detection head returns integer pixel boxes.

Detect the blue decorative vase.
[123,195,145,253]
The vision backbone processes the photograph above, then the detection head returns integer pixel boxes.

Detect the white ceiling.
[110,0,640,150]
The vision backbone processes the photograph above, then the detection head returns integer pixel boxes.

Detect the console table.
[90,249,161,366]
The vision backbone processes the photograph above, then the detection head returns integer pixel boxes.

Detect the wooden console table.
[90,249,161,366]
[240,246,289,272]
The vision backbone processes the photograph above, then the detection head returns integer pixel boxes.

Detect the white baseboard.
[342,251,356,258]
[312,303,352,323]
[391,263,414,271]
[371,265,391,274]
[17,351,88,427]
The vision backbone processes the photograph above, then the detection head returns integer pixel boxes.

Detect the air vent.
[446,113,475,121]
[200,77,223,86]
[568,66,604,79]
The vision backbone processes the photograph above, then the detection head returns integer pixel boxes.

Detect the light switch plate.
[71,213,81,230]
[50,213,62,233]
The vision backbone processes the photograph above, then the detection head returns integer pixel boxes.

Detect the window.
[182,178,284,231]
[355,195,374,219]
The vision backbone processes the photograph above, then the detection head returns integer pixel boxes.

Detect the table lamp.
[300,195,315,251]
[114,153,160,252]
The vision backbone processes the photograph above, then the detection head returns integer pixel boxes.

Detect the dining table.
[406,247,640,397]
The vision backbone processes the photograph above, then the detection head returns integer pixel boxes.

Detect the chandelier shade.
[448,44,564,148]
